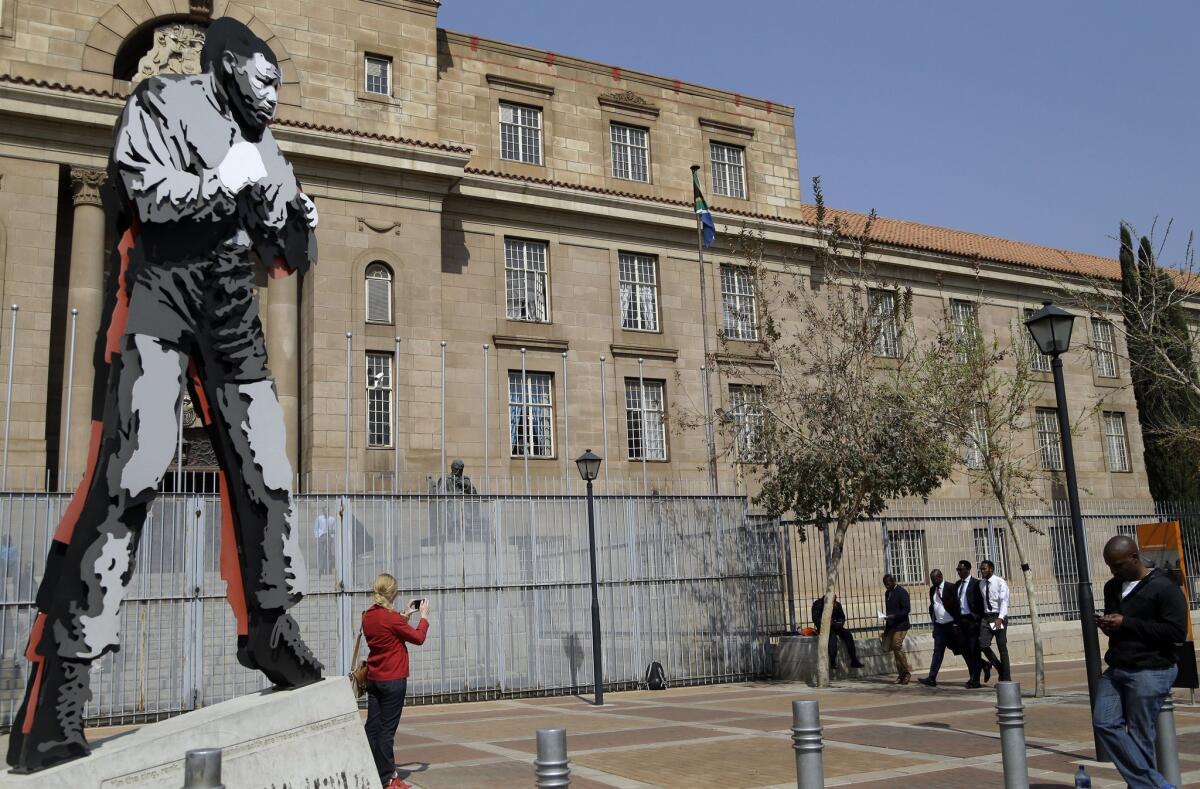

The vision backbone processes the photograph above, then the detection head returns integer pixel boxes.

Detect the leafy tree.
[912,313,1053,696]
[715,179,960,688]
[1116,224,1200,500]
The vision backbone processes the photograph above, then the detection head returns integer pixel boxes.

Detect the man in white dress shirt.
[920,569,960,687]
[978,559,1011,682]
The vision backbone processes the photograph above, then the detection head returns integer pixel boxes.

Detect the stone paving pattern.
[4,658,1198,786]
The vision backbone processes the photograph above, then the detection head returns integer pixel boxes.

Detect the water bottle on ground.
[1074,765,1091,788]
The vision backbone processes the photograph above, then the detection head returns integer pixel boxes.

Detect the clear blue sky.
[439,1,1199,264]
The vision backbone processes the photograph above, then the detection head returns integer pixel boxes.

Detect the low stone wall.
[773,611,1200,684]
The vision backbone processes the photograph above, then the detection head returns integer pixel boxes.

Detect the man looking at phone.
[1093,536,1187,789]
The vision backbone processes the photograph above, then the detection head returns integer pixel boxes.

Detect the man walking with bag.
[1093,536,1187,789]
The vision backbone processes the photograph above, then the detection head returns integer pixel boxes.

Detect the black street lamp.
[575,449,604,705]
[1024,300,1106,760]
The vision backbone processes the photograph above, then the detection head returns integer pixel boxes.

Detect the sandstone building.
[0,0,1152,501]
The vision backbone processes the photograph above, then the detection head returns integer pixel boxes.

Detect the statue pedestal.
[4,677,378,788]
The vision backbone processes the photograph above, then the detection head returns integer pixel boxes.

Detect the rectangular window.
[618,252,659,331]
[729,384,764,461]
[500,102,542,165]
[1092,318,1118,378]
[869,289,900,358]
[973,527,1010,578]
[951,299,977,361]
[885,529,926,585]
[610,123,649,182]
[626,378,667,460]
[1036,407,1064,471]
[710,141,746,198]
[1103,411,1131,472]
[721,264,758,340]
[366,352,393,448]
[1025,308,1053,372]
[504,239,549,322]
[509,371,554,458]
[965,405,989,470]
[365,54,391,96]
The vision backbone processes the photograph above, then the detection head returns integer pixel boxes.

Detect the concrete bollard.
[995,681,1029,789]
[534,727,570,788]
[181,747,224,789]
[791,700,824,788]
[1155,693,1181,788]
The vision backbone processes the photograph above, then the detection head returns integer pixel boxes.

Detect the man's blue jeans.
[1092,665,1177,789]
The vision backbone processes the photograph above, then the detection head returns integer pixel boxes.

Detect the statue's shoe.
[8,657,91,773]
[237,611,324,690]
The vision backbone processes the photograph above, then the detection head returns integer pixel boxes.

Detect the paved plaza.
[5,658,1197,787]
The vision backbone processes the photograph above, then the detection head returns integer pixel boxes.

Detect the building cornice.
[0,73,473,178]
[441,30,794,118]
[492,335,569,353]
[485,73,555,98]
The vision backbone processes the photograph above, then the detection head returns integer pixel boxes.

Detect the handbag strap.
[350,628,364,665]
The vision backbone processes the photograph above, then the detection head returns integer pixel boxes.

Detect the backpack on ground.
[644,661,667,690]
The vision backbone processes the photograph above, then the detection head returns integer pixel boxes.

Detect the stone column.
[61,167,107,487]
[266,272,300,478]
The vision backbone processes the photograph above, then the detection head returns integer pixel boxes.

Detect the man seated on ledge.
[811,595,865,672]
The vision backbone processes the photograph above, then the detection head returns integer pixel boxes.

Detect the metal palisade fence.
[783,498,1200,634]
[0,492,785,729]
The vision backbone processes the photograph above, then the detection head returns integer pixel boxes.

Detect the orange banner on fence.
[1135,520,1193,642]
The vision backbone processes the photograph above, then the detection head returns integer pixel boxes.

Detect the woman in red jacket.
[363,573,430,789]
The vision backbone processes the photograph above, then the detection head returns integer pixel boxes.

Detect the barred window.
[1092,318,1118,378]
[365,54,391,96]
[1025,308,1053,372]
[610,123,649,182]
[964,405,989,470]
[710,141,746,198]
[509,371,554,458]
[626,378,666,460]
[500,102,542,165]
[973,527,1010,578]
[721,264,758,340]
[950,299,977,361]
[1036,407,1064,471]
[729,384,764,461]
[366,352,393,448]
[618,252,659,332]
[869,289,900,358]
[365,263,393,324]
[1103,411,1131,472]
[504,239,549,322]
[885,529,926,584]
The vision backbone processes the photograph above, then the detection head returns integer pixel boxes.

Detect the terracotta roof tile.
[465,167,1120,281]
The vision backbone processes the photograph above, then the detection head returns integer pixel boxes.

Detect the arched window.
[365,263,393,324]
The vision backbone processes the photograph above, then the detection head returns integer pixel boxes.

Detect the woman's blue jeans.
[365,678,408,787]
[1092,665,1177,789]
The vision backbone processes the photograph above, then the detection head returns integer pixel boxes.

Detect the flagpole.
[691,164,719,496]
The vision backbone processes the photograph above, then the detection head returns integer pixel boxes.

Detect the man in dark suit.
[881,574,912,684]
[952,559,990,688]
[919,569,960,687]
[811,595,865,671]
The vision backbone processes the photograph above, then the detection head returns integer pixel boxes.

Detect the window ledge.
[357,90,403,108]
[610,343,678,362]
[493,334,568,353]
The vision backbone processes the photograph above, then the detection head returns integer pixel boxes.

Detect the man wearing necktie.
[978,559,1012,682]
[953,559,988,688]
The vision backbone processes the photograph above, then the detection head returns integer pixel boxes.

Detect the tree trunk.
[815,518,850,688]
[1002,505,1045,697]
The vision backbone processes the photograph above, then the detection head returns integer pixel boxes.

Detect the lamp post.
[1024,300,1106,760]
[575,449,604,705]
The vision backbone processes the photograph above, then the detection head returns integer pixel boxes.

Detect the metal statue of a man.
[8,18,322,773]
